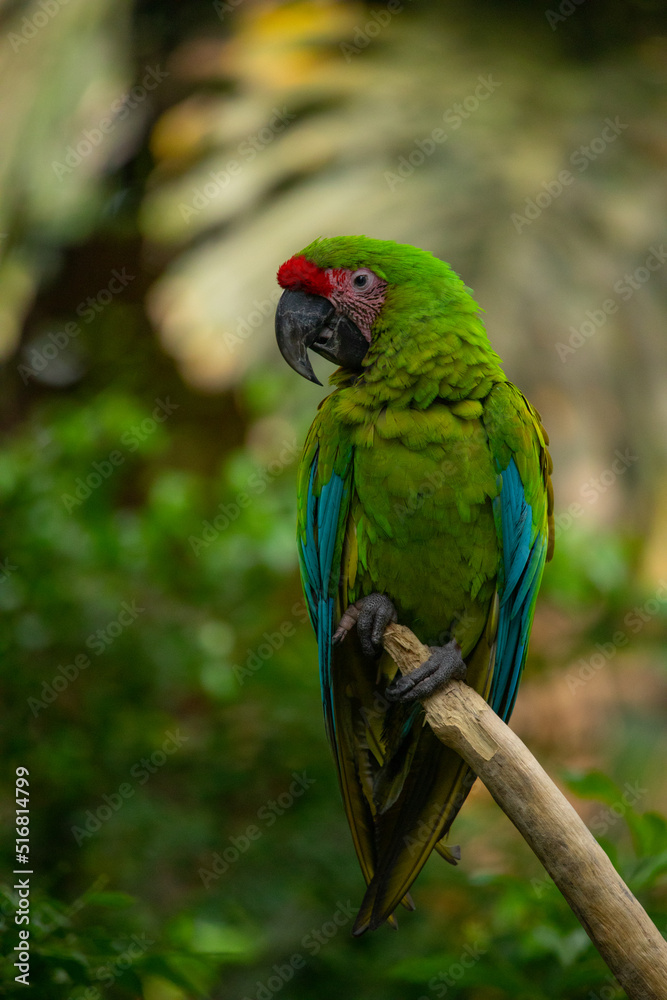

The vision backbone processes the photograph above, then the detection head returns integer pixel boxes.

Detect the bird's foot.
[333,592,398,657]
[386,639,466,703]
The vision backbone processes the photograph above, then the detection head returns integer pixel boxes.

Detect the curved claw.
[333,599,363,645]
[357,593,398,657]
[386,640,466,703]
[333,593,397,656]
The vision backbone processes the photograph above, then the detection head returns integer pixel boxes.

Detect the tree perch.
[382,623,667,1000]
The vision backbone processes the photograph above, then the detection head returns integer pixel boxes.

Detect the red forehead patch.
[277,255,332,297]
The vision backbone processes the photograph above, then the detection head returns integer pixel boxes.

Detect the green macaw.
[274,236,554,935]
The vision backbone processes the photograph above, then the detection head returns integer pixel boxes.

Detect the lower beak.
[275,289,369,386]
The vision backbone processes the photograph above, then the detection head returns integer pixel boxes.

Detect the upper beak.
[275,289,369,386]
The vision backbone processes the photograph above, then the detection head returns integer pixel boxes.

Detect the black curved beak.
[275,289,369,386]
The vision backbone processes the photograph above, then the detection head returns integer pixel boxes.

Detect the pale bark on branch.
[382,623,667,1000]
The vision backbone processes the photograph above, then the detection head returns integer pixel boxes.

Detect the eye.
[351,269,373,289]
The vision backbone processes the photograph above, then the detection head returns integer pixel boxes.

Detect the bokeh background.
[1,1,667,997]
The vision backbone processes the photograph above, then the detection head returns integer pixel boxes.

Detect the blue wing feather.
[298,463,319,626]
[298,445,351,740]
[490,458,547,721]
[318,476,345,582]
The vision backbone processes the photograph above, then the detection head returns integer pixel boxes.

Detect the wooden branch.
[382,623,667,1000]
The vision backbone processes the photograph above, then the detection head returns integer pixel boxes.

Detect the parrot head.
[275,235,495,393]
[275,246,389,385]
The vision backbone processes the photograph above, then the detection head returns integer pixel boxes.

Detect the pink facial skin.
[278,255,387,342]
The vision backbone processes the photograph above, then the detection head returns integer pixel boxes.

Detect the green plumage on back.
[282,235,554,933]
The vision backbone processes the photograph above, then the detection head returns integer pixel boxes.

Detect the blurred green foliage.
[1,1,666,998]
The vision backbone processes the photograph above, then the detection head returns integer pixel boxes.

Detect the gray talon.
[356,593,398,657]
[386,640,466,703]
[335,593,397,656]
